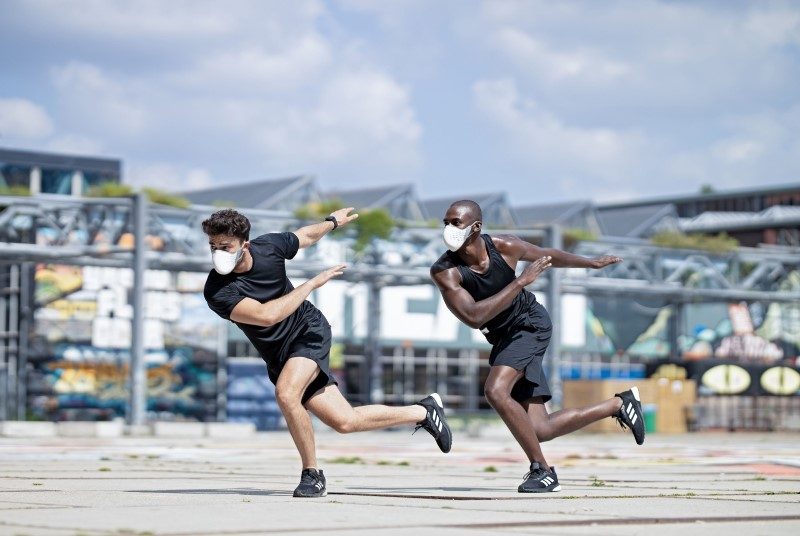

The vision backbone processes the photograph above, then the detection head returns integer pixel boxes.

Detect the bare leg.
[305,384,426,432]
[523,396,623,442]
[484,365,549,468]
[274,357,322,470]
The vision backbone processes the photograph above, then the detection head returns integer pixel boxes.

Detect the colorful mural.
[29,265,221,421]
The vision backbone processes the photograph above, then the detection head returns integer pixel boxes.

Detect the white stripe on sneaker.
[631,414,638,425]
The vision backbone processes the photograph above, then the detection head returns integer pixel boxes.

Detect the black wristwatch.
[324,215,338,230]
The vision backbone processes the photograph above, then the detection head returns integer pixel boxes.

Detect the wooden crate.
[654,378,696,434]
[562,378,696,434]
[562,379,657,433]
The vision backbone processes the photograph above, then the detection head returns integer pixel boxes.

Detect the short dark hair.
[449,199,483,221]
[201,209,251,241]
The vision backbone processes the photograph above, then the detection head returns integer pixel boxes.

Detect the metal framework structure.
[1,195,799,422]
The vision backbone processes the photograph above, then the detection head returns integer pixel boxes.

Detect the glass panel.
[41,168,74,194]
[0,162,32,189]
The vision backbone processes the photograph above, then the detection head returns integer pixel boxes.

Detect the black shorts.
[487,300,553,403]
[264,309,337,405]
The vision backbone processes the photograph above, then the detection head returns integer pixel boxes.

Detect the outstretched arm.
[294,207,359,249]
[431,257,551,329]
[495,235,622,269]
[230,264,346,327]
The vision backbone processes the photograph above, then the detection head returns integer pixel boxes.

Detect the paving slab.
[0,430,798,536]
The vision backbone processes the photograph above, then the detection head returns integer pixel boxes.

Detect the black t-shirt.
[203,232,320,359]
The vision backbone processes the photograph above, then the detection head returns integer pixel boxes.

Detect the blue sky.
[1,0,798,205]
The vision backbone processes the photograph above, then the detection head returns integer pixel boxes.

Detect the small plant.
[589,475,606,487]
[328,456,364,464]
[483,466,498,473]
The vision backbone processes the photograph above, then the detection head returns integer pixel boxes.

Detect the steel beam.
[128,192,147,426]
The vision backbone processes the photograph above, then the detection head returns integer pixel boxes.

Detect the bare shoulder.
[490,234,522,253]
[430,253,460,285]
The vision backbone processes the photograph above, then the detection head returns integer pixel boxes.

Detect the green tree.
[353,208,394,253]
[699,184,715,195]
[293,200,396,253]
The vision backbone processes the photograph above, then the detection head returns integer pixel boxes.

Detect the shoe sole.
[518,485,561,493]
[293,490,327,498]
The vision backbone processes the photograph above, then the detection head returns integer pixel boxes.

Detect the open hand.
[312,264,347,288]
[330,207,359,228]
[591,255,623,269]
[518,256,552,286]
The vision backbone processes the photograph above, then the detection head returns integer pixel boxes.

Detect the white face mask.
[212,246,244,275]
[443,222,479,252]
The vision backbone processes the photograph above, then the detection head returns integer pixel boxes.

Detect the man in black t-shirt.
[202,208,451,498]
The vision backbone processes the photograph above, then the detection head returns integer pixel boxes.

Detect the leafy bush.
[563,227,597,249]
[650,231,739,253]
[87,182,190,208]
[87,182,134,197]
[0,185,31,196]
[142,187,190,208]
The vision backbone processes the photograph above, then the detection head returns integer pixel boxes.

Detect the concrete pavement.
[0,425,798,535]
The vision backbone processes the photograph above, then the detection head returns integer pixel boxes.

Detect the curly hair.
[201,209,251,241]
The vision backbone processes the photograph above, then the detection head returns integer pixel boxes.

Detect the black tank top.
[446,234,534,334]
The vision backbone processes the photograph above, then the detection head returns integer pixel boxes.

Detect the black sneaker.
[614,386,645,445]
[293,468,326,498]
[518,462,560,493]
[414,393,452,453]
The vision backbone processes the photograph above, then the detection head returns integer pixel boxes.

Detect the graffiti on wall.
[29,265,221,421]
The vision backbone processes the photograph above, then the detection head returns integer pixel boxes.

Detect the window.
[0,162,32,190]
[41,168,75,194]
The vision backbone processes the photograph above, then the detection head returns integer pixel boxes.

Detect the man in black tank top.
[203,208,452,498]
[431,200,646,493]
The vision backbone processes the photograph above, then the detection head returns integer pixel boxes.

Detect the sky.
[1,0,799,205]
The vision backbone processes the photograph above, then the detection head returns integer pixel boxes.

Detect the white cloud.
[472,78,647,195]
[52,62,149,137]
[492,27,629,84]
[9,0,237,39]
[0,98,54,140]
[253,70,422,174]
[126,162,213,190]
[711,139,763,163]
[174,34,333,93]
[46,134,104,155]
